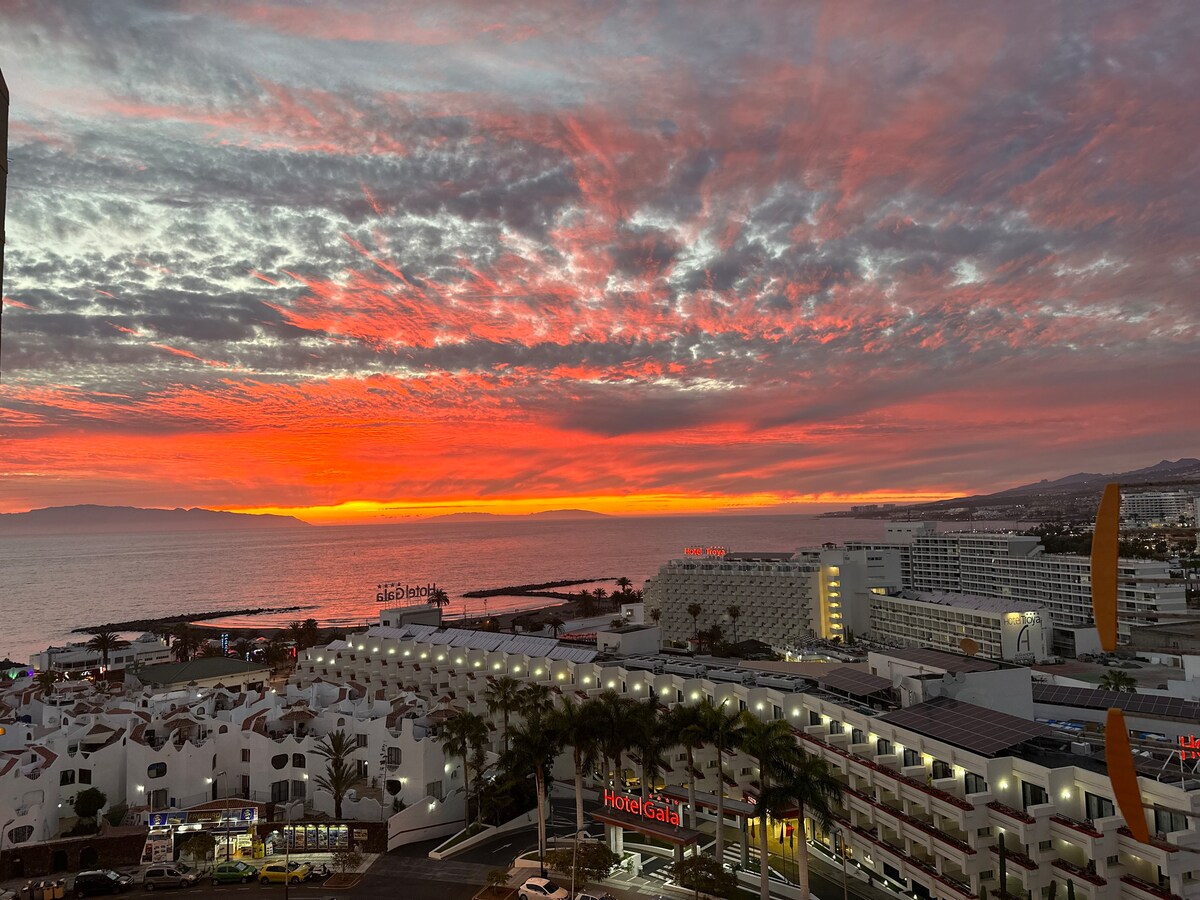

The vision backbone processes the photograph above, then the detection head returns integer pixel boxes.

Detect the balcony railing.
[1120,875,1182,900]
[1117,827,1180,853]
[989,845,1038,871]
[987,801,1036,825]
[1051,815,1102,838]
[1052,859,1107,887]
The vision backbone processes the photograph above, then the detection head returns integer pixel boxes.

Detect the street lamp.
[835,827,850,900]
[567,828,590,900]
[214,771,233,860]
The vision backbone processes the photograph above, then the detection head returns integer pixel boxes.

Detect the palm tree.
[301,618,321,648]
[429,588,451,609]
[85,630,130,672]
[740,716,804,900]
[726,605,741,645]
[699,624,724,654]
[578,591,597,618]
[232,638,253,660]
[550,697,603,830]
[630,697,669,800]
[687,603,702,646]
[484,676,524,753]
[519,683,554,721]
[287,620,306,650]
[546,616,566,638]
[760,754,843,900]
[595,690,638,788]
[591,587,608,610]
[440,711,490,831]
[1099,670,1138,693]
[35,670,59,697]
[313,730,363,820]
[703,699,748,863]
[616,577,633,593]
[667,704,707,828]
[505,714,563,877]
[171,624,201,661]
[198,642,224,657]
[649,608,662,626]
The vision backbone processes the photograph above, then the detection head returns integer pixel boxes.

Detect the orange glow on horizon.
[221,490,957,525]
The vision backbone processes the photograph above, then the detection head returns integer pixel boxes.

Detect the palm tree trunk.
[715,744,727,862]
[535,767,548,875]
[574,751,585,832]
[640,760,649,801]
[795,804,810,900]
[462,758,471,832]
[758,812,770,900]
[686,748,697,829]
[613,751,622,788]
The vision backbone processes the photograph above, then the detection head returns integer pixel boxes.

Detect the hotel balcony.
[1120,874,1185,900]
[986,800,1052,845]
[1048,813,1118,859]
[1116,827,1198,879]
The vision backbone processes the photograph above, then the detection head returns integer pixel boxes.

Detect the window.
[810,711,822,726]
[877,738,893,756]
[292,753,305,769]
[386,746,401,767]
[965,773,987,795]
[147,762,167,779]
[60,770,76,786]
[773,705,783,720]
[241,749,251,763]
[1040,840,1053,851]
[829,721,843,735]
[932,760,952,780]
[356,759,369,779]
[291,780,306,799]
[1022,781,1048,809]
[1153,807,1188,835]
[356,734,368,749]
[976,827,993,838]
[78,769,92,785]
[1085,792,1114,821]
[271,754,288,770]
[271,780,289,803]
[903,748,920,767]
[426,781,443,801]
[851,728,865,745]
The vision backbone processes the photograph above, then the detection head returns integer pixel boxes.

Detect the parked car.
[210,861,259,885]
[73,871,136,897]
[575,892,616,900]
[519,878,569,900]
[258,862,312,885]
[142,864,199,891]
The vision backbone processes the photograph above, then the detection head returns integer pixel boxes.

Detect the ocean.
[0,514,928,663]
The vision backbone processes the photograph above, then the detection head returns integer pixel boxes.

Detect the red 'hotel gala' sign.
[602,790,681,826]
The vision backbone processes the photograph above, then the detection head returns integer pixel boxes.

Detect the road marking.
[497,843,512,850]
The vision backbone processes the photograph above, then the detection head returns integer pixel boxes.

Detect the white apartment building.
[868,591,1053,662]
[294,625,1200,900]
[847,527,1186,644]
[31,634,174,675]
[1121,491,1197,526]
[645,547,901,649]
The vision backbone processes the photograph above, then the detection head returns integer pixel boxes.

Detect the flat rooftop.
[893,590,1046,614]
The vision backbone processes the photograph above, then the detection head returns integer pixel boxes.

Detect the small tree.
[331,848,363,875]
[104,801,129,827]
[486,870,511,890]
[544,842,621,887]
[313,730,364,819]
[669,855,739,900]
[73,787,107,826]
[179,832,216,863]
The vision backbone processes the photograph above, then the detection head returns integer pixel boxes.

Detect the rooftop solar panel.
[1031,683,1200,722]
[816,666,894,697]
[879,696,1052,756]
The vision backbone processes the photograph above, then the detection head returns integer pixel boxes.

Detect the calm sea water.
[10,513,1032,662]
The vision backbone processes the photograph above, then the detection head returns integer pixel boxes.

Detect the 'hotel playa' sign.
[602,790,681,826]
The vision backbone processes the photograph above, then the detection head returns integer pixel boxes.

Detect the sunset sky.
[1,2,1197,524]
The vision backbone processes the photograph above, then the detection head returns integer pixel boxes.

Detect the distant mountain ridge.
[424,508,610,522]
[0,504,310,534]
[825,458,1200,521]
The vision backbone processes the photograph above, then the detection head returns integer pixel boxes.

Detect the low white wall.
[428,807,541,860]
[387,793,465,850]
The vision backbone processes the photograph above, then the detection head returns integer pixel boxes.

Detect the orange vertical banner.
[1091,483,1120,652]
[1105,708,1149,843]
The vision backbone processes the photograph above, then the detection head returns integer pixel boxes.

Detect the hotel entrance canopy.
[591,807,704,845]
[661,786,757,819]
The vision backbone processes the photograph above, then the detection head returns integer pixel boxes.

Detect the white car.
[519,878,570,900]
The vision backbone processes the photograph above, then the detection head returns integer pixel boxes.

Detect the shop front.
[142,802,267,865]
